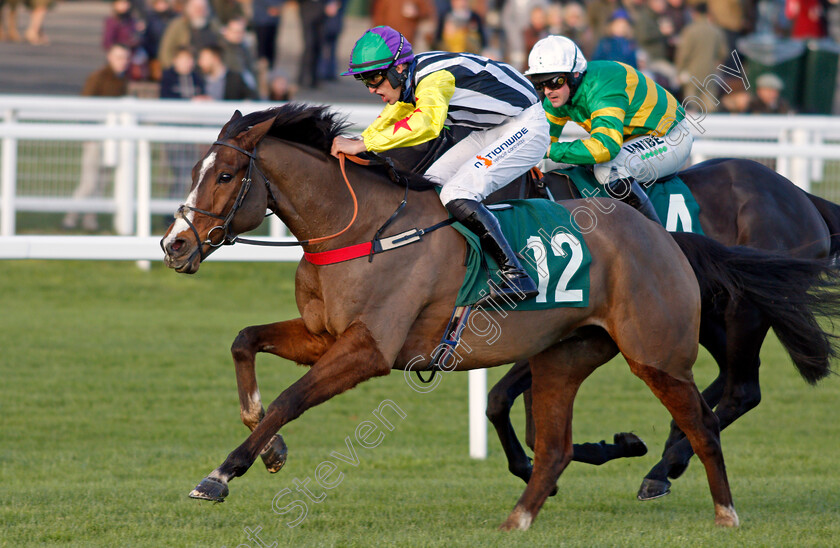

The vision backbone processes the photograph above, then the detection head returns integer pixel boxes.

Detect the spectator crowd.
[8,0,840,108]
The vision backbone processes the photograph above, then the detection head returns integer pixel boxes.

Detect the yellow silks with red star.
[362,70,456,153]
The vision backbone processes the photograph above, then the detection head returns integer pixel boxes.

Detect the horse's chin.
[164,251,201,274]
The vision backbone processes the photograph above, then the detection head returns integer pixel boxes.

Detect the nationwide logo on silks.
[473,127,529,169]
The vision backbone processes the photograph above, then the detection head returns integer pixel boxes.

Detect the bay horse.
[159,104,835,529]
[481,158,840,499]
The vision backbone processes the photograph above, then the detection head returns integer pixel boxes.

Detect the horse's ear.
[217,110,244,139]
[238,117,276,151]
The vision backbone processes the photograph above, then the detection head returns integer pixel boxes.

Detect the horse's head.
[161,110,276,274]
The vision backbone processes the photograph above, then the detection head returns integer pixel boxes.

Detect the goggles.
[532,74,568,92]
[355,71,388,89]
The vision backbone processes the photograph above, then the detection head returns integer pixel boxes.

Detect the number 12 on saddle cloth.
[453,199,592,311]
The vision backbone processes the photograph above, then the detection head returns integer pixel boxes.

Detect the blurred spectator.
[251,0,283,71]
[592,9,638,67]
[562,2,596,58]
[103,0,148,80]
[828,0,840,42]
[785,0,828,38]
[159,46,206,198]
[663,0,691,37]
[707,0,751,54]
[298,0,339,89]
[719,75,752,113]
[143,0,177,81]
[586,0,622,39]
[628,0,669,63]
[545,2,563,35]
[371,0,436,44]
[159,45,205,98]
[501,0,547,70]
[319,0,346,81]
[268,68,296,101]
[435,0,486,53]
[211,0,244,25]
[157,0,221,70]
[219,16,257,92]
[63,44,131,232]
[0,0,22,42]
[197,43,258,99]
[674,2,728,112]
[750,72,793,113]
[756,0,790,35]
[523,5,549,56]
[23,0,54,45]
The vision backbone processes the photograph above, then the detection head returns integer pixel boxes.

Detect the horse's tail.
[805,193,840,260]
[672,232,839,384]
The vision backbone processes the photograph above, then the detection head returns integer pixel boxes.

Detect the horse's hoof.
[614,432,647,458]
[260,434,288,473]
[499,506,533,531]
[715,504,740,527]
[189,476,229,502]
[637,478,671,501]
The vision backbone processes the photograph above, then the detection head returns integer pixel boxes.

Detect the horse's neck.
[263,141,442,251]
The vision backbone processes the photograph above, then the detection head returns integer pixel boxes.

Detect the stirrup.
[475,270,538,308]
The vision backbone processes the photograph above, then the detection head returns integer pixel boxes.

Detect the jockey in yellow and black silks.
[331,26,551,306]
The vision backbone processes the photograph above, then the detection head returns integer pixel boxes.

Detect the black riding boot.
[446,198,539,306]
[606,176,661,224]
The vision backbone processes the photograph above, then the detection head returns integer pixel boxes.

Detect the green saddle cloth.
[453,199,591,310]
[557,166,704,234]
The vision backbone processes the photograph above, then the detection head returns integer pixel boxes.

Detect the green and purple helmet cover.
[341,26,414,76]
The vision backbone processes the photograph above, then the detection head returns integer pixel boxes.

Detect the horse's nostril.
[171,239,184,253]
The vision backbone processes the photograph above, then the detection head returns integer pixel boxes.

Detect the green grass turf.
[1,260,839,547]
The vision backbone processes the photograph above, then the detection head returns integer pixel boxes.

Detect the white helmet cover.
[524,35,588,76]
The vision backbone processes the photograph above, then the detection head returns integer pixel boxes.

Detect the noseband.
[171,140,273,262]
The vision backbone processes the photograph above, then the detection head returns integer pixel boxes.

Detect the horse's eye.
[219,173,233,184]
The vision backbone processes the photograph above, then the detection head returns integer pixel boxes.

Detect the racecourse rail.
[2,96,840,459]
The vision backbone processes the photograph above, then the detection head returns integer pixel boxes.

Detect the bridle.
[166,139,361,262]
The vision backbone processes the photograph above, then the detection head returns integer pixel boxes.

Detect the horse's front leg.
[231,318,336,472]
[190,321,391,502]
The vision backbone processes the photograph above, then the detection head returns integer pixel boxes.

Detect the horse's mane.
[225,103,437,191]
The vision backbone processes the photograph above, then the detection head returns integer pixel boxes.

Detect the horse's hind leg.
[500,329,616,531]
[230,318,335,472]
[641,304,767,500]
[627,358,739,527]
[487,360,535,483]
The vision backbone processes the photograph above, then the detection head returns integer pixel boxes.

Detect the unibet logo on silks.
[622,135,666,156]
[474,127,529,169]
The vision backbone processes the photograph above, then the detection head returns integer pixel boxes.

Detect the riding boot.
[446,198,539,306]
[606,176,661,224]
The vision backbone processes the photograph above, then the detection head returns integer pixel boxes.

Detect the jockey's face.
[544,74,577,109]
[366,64,406,105]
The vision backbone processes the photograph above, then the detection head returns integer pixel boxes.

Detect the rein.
[175,140,453,264]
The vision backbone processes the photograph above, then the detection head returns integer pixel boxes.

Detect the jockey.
[525,35,694,223]
[331,25,549,306]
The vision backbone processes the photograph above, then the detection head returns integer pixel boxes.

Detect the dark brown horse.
[483,159,840,499]
[159,104,835,529]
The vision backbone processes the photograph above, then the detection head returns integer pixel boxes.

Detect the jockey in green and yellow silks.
[525,35,694,223]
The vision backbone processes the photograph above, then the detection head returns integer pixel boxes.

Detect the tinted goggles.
[532,74,568,92]
[355,71,388,88]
